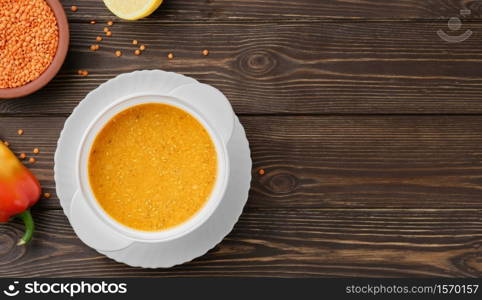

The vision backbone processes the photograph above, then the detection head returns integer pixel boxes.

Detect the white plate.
[54,70,252,268]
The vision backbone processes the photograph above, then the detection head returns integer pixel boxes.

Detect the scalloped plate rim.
[54,70,251,268]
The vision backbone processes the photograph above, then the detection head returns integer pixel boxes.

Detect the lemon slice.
[103,0,163,20]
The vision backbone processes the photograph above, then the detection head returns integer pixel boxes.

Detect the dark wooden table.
[2,0,482,277]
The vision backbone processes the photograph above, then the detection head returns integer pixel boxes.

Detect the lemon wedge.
[103,0,163,20]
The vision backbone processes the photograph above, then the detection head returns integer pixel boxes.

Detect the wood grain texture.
[2,116,482,210]
[4,22,482,114]
[61,0,482,21]
[1,209,482,277]
[1,0,482,279]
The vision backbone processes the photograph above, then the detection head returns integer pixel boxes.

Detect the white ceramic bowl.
[69,83,235,252]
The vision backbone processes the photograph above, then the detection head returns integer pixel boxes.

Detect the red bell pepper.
[0,142,41,245]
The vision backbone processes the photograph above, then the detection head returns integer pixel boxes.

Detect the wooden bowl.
[0,0,69,99]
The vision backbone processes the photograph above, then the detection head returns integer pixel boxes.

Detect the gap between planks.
[5,113,482,118]
[64,19,482,24]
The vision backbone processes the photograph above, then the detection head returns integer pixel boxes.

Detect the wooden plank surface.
[1,209,482,277]
[61,0,482,21]
[2,116,482,210]
[4,22,482,114]
[2,0,482,278]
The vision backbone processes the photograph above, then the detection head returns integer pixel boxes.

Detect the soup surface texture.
[88,103,217,231]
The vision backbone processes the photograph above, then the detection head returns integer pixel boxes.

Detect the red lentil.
[33,148,40,154]
[106,31,112,37]
[107,20,113,26]
[90,20,96,24]
[134,49,141,55]
[258,169,265,175]
[132,40,138,45]
[202,49,209,56]
[96,36,103,42]
[28,157,36,164]
[19,153,27,160]
[115,50,122,57]
[43,192,51,199]
[0,0,59,89]
[17,129,24,135]
[167,53,174,60]
[71,5,77,12]
[139,45,146,51]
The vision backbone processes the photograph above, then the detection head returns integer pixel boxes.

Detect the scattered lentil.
[3,141,10,147]
[90,44,99,51]
[17,129,24,136]
[132,40,138,45]
[103,27,109,33]
[167,53,174,60]
[43,192,51,199]
[19,153,27,160]
[139,45,146,51]
[107,20,113,26]
[33,148,40,154]
[78,70,89,76]
[90,20,96,24]
[0,0,59,88]
[259,169,265,175]
[202,49,209,56]
[96,36,103,42]
[106,31,112,37]
[115,50,122,57]
[28,157,36,164]
[134,49,141,55]
[71,5,77,12]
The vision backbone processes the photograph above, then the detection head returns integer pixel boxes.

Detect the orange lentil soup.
[88,103,217,231]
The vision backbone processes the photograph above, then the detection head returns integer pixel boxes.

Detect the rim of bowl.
[0,0,70,99]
